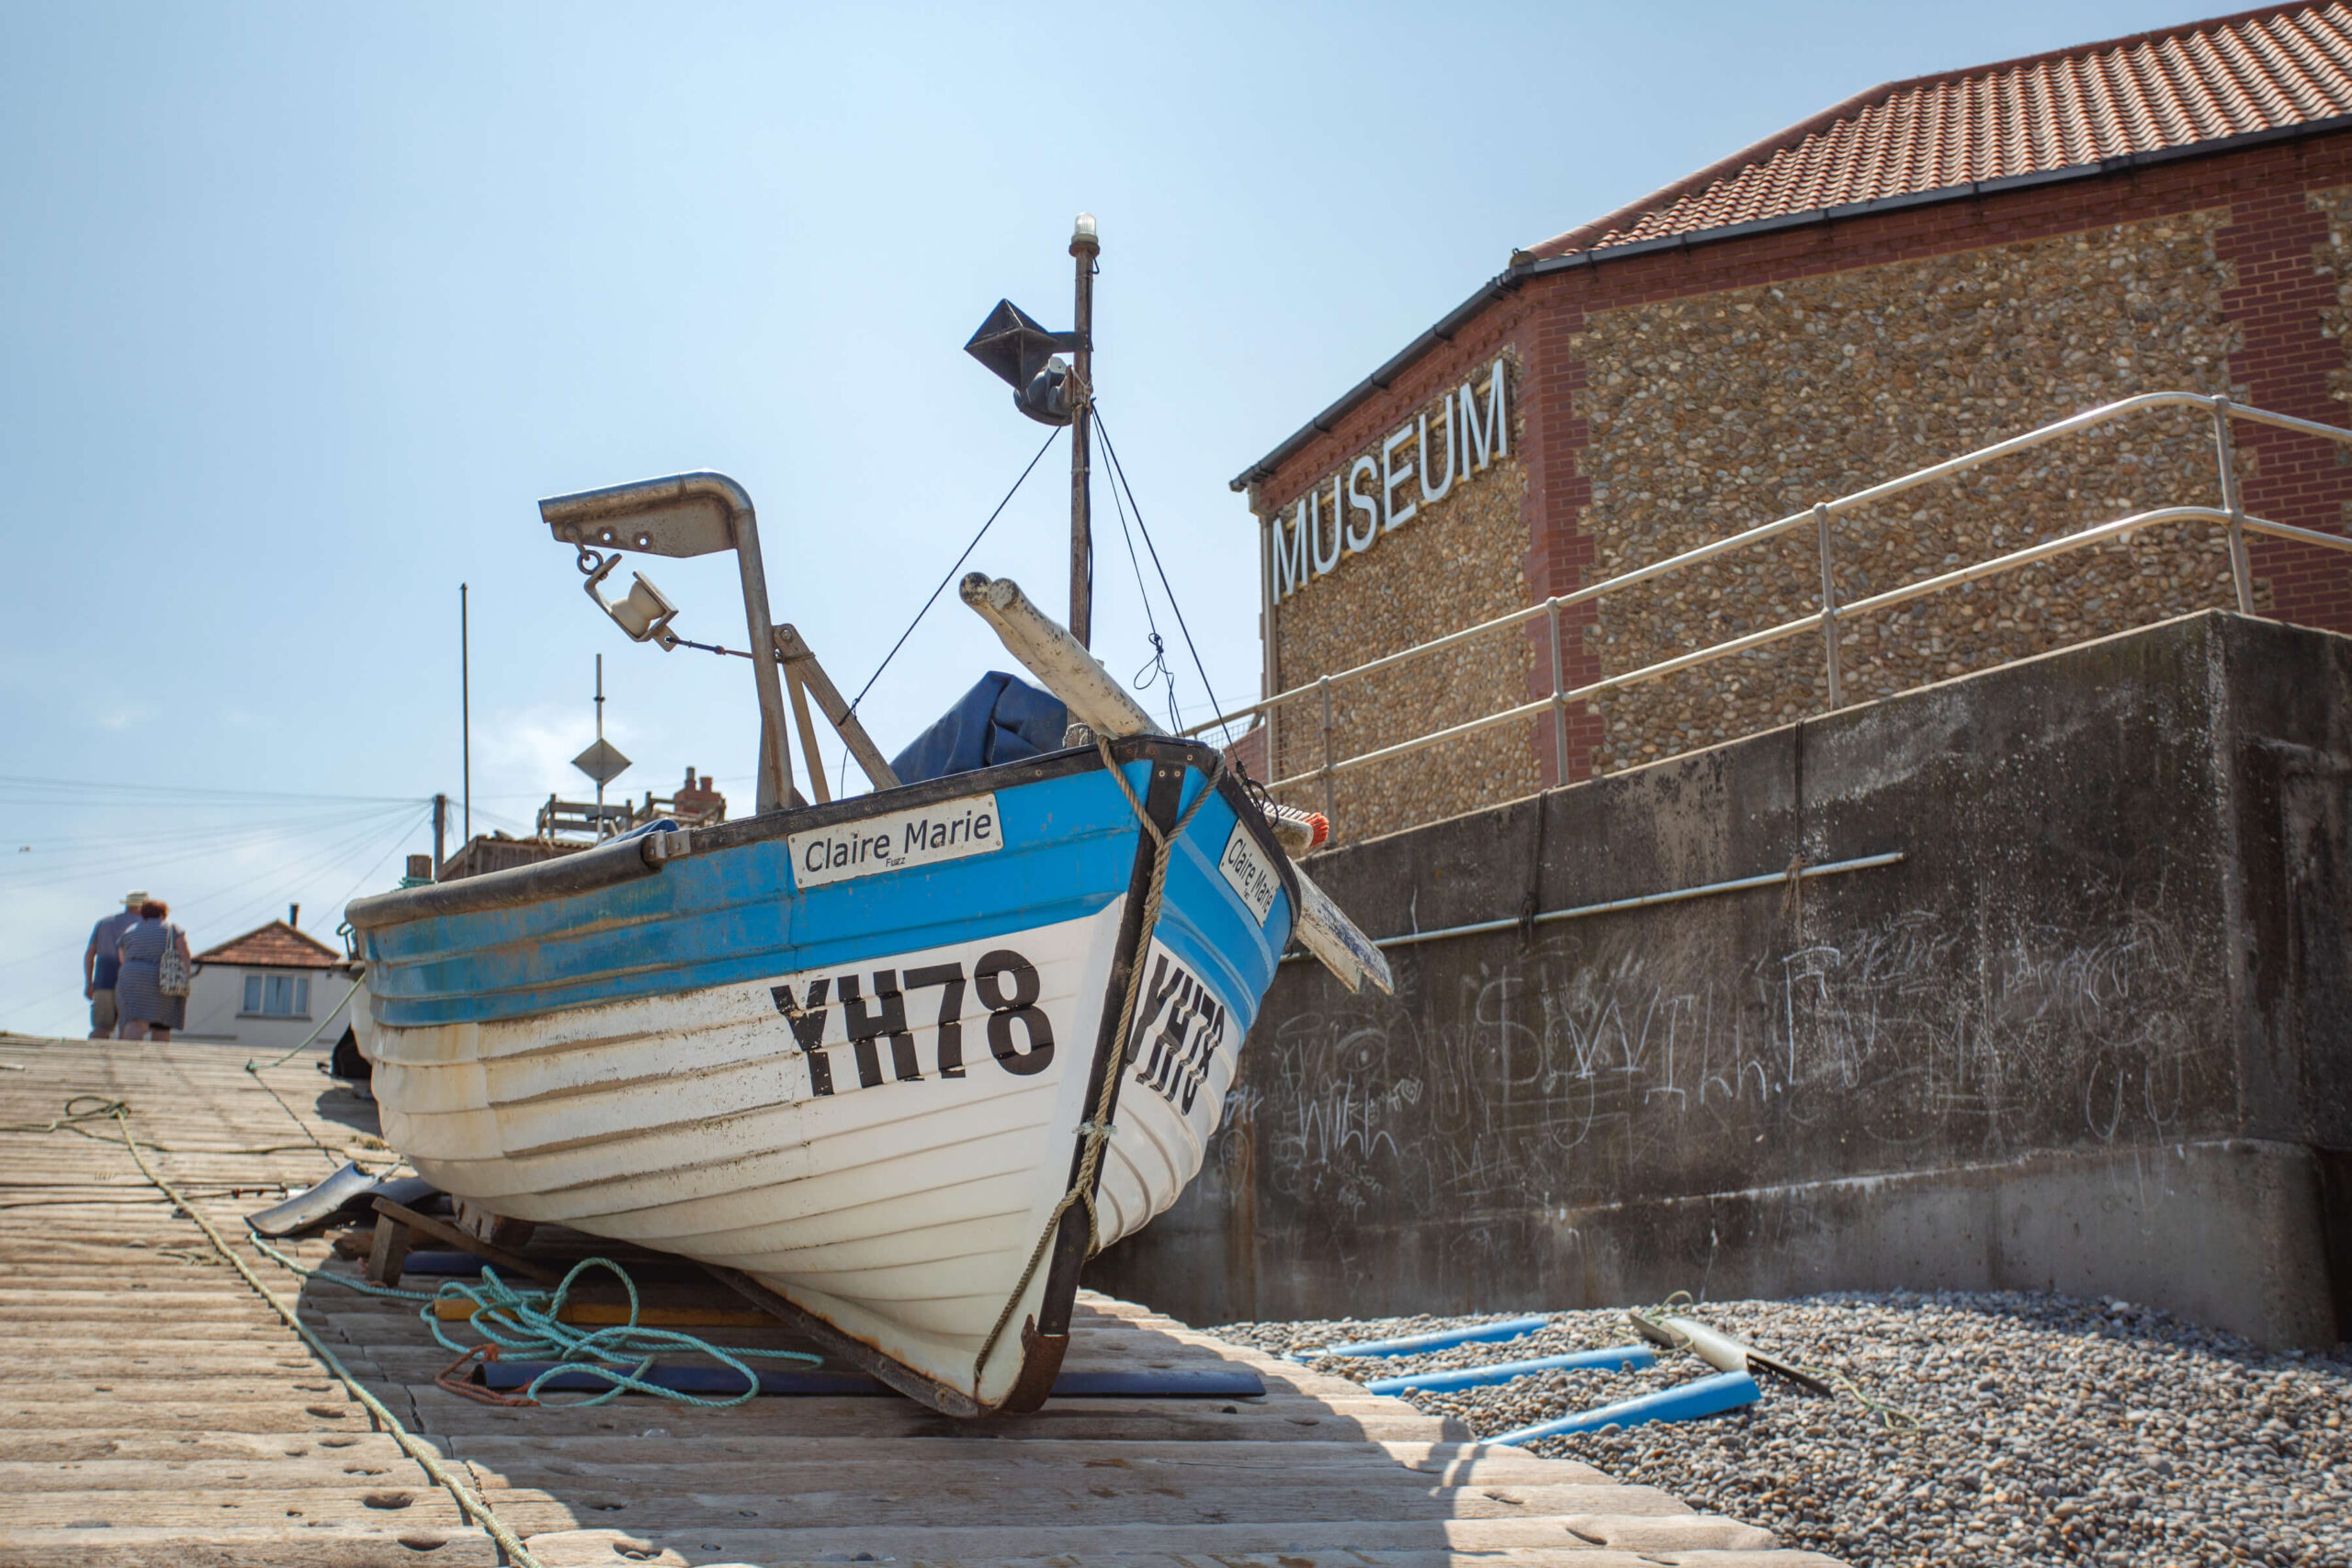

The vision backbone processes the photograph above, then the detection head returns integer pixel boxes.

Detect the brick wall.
[1250,129,2352,831]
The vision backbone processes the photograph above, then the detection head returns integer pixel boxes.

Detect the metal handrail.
[1201,392,2352,800]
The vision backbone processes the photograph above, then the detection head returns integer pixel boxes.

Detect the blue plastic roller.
[1293,1314,1553,1359]
[1487,1369,1761,1446]
[1363,1343,1655,1394]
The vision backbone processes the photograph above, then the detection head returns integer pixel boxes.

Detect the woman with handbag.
[114,899,192,1042]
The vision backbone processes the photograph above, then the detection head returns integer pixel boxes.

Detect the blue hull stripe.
[364,759,1295,1036]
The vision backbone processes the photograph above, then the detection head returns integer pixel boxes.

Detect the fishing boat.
[345,220,1389,1416]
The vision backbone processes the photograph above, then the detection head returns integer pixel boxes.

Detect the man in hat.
[84,891,146,1040]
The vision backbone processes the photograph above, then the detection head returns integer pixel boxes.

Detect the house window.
[242,973,311,1018]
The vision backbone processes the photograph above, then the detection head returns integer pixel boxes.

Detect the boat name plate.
[789,793,1002,888]
[1216,821,1280,925]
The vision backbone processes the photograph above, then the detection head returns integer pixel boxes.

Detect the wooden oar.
[959,571,1392,996]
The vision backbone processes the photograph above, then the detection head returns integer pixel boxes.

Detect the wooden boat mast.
[1068,213,1098,648]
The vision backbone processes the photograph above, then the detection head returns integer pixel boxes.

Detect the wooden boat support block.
[427,1296,778,1327]
[0,1034,1840,1568]
[369,1196,562,1286]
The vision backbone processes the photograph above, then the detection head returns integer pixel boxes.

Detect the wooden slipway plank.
[445,1435,1612,1487]
[458,1477,1694,1533]
[0,1538,503,1568]
[0,1036,1839,1568]
[0,1459,434,1491]
[522,1534,1683,1568]
[500,1516,1714,1557]
[3,1485,479,1529]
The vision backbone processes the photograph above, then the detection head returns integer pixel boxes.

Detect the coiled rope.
[422,1258,820,1407]
[246,1217,821,1407]
[973,740,1225,1381]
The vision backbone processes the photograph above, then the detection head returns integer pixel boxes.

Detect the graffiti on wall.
[1214,904,2222,1224]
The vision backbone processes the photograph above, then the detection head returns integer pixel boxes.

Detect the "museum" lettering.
[1269,355,1509,602]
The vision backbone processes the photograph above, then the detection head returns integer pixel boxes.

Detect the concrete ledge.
[1095,613,2352,1347]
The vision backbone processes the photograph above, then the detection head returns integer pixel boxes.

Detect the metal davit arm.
[541,471,797,814]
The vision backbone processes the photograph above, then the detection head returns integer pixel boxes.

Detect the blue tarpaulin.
[889,671,1070,785]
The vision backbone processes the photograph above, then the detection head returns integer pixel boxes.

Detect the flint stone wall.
[1261,358,1539,843]
[1247,144,2352,841]
[1574,209,2249,774]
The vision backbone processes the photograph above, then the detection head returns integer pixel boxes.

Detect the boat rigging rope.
[1092,410,1227,734]
[974,740,1227,1380]
[0,1094,372,1161]
[75,1098,551,1568]
[246,979,359,1072]
[845,424,1065,722]
[1098,422,1182,732]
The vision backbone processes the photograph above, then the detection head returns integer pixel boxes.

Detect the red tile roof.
[194,920,343,970]
[1530,4,2352,259]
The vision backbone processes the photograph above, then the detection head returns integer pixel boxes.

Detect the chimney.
[288,903,300,929]
[673,767,726,825]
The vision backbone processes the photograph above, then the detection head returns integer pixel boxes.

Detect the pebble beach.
[1212,1292,2351,1568]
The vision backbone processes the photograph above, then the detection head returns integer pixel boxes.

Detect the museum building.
[1235,3,2352,842]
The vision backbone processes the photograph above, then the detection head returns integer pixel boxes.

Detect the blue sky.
[0,0,2200,1033]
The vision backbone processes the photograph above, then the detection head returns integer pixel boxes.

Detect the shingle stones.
[1215,1289,2352,1568]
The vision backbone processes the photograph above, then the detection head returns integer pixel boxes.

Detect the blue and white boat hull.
[346,738,1292,1415]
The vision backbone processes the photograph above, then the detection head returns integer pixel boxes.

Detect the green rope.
[246,1224,823,1407]
[246,978,359,1072]
[422,1257,820,1407]
[245,1230,441,1300]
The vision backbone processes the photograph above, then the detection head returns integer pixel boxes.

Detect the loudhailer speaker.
[964,299,1084,426]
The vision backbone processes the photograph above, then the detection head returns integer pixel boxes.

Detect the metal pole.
[729,506,796,813]
[2212,397,2257,615]
[460,582,471,845]
[1813,503,1844,709]
[783,660,831,805]
[1545,595,1568,787]
[1260,512,1278,783]
[431,794,447,879]
[594,653,605,818]
[1069,215,1100,648]
[1318,674,1335,824]
[1283,850,1907,958]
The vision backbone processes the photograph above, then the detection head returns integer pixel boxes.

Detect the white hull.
[358,900,1242,1409]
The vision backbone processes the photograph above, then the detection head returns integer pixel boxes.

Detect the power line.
[0,775,417,807]
[0,806,432,1024]
[0,804,423,894]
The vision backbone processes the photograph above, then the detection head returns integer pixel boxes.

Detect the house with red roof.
[181,910,360,1051]
[1237,3,2352,840]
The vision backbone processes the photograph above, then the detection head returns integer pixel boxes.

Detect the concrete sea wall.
[1095,611,2352,1347]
